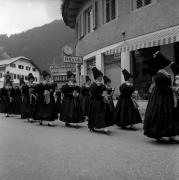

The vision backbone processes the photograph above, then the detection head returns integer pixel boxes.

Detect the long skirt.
[13,96,22,115]
[0,96,14,114]
[79,95,90,116]
[21,95,36,119]
[114,95,142,127]
[144,88,177,139]
[38,96,58,121]
[60,96,84,123]
[174,101,179,135]
[88,97,114,129]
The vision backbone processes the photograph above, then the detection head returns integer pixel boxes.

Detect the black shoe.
[169,138,179,144]
[89,128,96,132]
[48,123,55,127]
[65,123,72,127]
[156,138,169,144]
[121,126,128,130]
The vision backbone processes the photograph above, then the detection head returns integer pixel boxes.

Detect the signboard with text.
[63,56,83,64]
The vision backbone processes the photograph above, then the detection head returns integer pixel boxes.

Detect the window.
[25,76,28,80]
[0,73,2,78]
[104,0,116,23]
[10,63,16,68]
[17,75,20,79]
[85,6,93,34]
[14,74,16,79]
[18,65,24,69]
[133,0,154,10]
[32,68,36,72]
[26,66,31,71]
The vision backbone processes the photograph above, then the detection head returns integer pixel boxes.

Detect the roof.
[62,0,84,28]
[0,56,41,72]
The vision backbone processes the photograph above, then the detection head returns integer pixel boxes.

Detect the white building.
[0,56,41,87]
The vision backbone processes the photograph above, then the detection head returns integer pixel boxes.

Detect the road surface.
[0,114,178,180]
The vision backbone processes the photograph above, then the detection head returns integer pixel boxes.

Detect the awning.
[105,25,179,55]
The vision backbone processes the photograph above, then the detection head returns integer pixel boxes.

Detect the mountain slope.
[0,20,75,71]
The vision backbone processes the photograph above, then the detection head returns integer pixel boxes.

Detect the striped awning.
[105,25,179,55]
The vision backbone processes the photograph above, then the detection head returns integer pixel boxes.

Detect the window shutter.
[93,0,97,30]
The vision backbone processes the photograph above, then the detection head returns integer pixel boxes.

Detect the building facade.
[0,56,41,87]
[62,0,179,98]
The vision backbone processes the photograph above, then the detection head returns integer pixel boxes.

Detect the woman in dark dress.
[144,52,179,143]
[174,76,179,135]
[38,71,58,126]
[103,76,115,114]
[79,76,91,118]
[21,73,37,122]
[114,69,142,130]
[88,67,114,133]
[0,79,15,117]
[60,71,84,127]
[13,86,22,115]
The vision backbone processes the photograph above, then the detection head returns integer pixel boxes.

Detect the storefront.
[86,58,96,80]
[104,53,121,95]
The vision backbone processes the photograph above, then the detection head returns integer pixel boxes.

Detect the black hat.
[122,69,132,81]
[85,76,91,82]
[19,77,25,86]
[4,71,11,80]
[5,79,12,86]
[42,70,50,79]
[92,67,103,80]
[170,62,179,76]
[103,76,111,84]
[153,51,171,70]
[28,73,34,81]
[67,71,75,79]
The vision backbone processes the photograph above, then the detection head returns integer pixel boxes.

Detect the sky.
[0,0,62,36]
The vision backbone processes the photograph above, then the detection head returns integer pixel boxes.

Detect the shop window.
[133,0,155,10]
[132,47,160,100]
[104,0,116,23]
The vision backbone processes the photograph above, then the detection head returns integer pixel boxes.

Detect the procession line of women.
[0,51,179,144]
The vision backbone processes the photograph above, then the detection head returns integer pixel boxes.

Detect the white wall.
[5,59,40,84]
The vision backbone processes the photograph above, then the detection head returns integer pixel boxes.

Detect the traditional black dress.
[144,71,177,139]
[79,85,90,116]
[0,86,15,115]
[60,83,84,124]
[13,87,22,115]
[88,82,114,130]
[55,89,61,115]
[37,82,58,121]
[114,82,142,128]
[21,83,37,120]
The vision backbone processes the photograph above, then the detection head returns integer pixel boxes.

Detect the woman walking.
[60,71,84,127]
[144,51,179,143]
[79,76,91,118]
[88,67,114,133]
[114,69,142,130]
[38,71,58,126]
[0,79,15,117]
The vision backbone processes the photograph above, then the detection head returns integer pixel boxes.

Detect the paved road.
[0,114,178,180]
